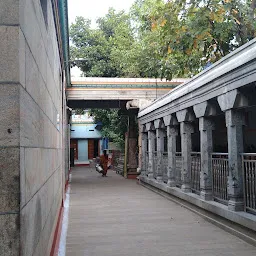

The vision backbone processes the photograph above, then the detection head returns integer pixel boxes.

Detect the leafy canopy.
[70,1,255,146]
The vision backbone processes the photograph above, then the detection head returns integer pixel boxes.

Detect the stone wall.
[0,0,65,255]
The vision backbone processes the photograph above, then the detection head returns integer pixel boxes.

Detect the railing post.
[166,126,178,187]
[225,109,245,211]
[199,117,214,200]
[146,122,155,179]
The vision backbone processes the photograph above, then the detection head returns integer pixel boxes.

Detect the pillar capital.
[146,122,155,131]
[176,109,196,123]
[141,124,147,133]
[193,101,217,118]
[163,114,178,127]
[217,89,248,112]
[154,118,165,129]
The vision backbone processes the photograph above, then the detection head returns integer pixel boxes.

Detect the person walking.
[100,150,109,177]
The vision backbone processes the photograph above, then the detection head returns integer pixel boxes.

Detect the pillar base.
[181,184,191,193]
[148,173,154,179]
[228,199,244,211]
[167,180,176,187]
[200,190,212,201]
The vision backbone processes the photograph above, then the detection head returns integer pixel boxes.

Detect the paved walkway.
[66,167,256,256]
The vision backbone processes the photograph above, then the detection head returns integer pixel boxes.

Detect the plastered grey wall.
[0,0,65,255]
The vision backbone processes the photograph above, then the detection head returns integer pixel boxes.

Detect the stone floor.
[66,167,256,256]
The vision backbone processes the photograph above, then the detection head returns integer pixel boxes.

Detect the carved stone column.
[180,122,194,192]
[199,117,214,200]
[218,90,248,211]
[225,109,245,211]
[177,109,195,193]
[154,119,165,182]
[146,122,155,179]
[194,101,216,200]
[166,126,178,187]
[141,132,148,176]
[163,115,179,187]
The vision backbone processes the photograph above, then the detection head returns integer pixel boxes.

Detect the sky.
[68,0,135,27]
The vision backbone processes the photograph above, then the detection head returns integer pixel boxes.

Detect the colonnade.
[140,89,255,213]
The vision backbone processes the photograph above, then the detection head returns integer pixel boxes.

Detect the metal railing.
[242,153,256,214]
[211,153,229,205]
[162,152,168,183]
[191,152,201,195]
[153,151,157,179]
[175,152,182,187]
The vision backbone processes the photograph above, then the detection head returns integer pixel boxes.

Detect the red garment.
[100,154,108,176]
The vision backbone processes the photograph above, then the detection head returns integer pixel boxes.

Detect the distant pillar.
[177,109,195,193]
[154,119,165,182]
[146,122,156,179]
[166,126,178,187]
[180,122,194,192]
[126,115,138,177]
[141,131,148,176]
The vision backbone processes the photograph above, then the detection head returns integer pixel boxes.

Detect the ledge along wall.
[0,0,67,255]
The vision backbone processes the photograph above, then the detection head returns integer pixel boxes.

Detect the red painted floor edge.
[50,203,64,256]
[50,169,71,256]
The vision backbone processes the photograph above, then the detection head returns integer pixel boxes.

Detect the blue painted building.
[70,111,104,164]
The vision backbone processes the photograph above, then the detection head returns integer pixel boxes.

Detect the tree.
[70,1,255,148]
[138,0,256,76]
[70,9,135,77]
[89,109,128,149]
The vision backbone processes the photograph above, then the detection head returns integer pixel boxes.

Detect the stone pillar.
[141,132,148,176]
[218,90,248,211]
[225,109,245,211]
[146,122,155,179]
[156,128,165,182]
[166,126,178,187]
[180,122,194,192]
[126,115,138,177]
[199,117,214,200]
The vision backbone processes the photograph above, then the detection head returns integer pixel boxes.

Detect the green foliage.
[89,109,128,149]
[70,1,255,79]
[70,1,255,147]
[142,0,256,76]
[70,9,134,77]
